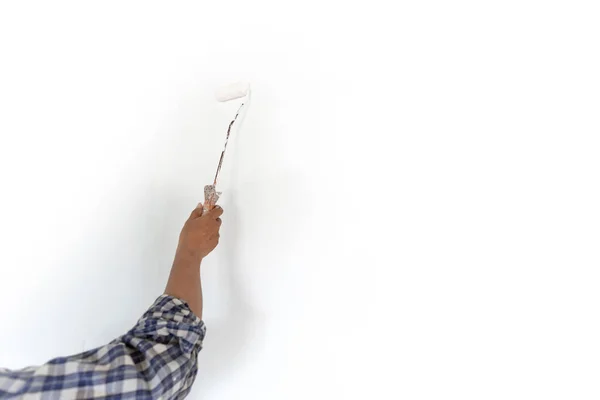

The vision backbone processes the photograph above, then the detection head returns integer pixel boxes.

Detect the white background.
[0,1,599,399]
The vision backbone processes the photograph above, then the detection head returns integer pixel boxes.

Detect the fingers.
[209,217,222,232]
[209,215,222,241]
[206,206,223,219]
[189,203,204,219]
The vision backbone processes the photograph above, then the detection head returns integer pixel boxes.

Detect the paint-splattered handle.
[203,184,221,213]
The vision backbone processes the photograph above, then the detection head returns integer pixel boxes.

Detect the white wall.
[1,2,599,399]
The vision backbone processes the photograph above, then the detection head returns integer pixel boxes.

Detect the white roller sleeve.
[214,82,250,102]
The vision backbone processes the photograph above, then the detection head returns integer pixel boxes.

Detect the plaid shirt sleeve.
[0,295,206,400]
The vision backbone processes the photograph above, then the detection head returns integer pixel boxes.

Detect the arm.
[0,204,223,400]
[165,205,223,319]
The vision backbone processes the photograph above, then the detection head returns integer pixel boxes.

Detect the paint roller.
[203,82,250,212]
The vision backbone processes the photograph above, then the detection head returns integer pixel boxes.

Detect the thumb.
[189,203,204,219]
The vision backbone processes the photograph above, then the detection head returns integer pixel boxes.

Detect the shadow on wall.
[193,192,258,397]
[192,170,312,397]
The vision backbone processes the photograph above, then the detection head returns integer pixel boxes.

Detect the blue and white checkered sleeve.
[0,295,206,399]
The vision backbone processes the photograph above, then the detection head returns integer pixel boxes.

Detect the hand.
[176,204,223,260]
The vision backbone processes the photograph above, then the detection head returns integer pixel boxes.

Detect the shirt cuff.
[126,294,206,355]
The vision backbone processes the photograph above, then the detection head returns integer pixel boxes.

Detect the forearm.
[164,204,222,321]
[165,250,203,319]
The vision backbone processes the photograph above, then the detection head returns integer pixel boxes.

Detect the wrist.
[173,247,203,269]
